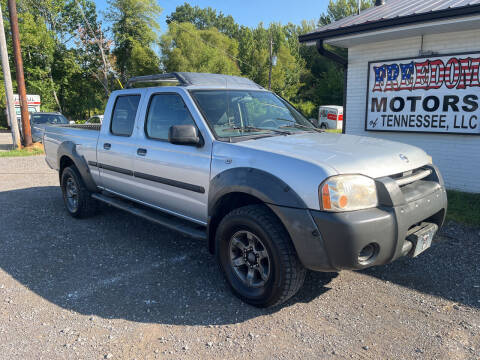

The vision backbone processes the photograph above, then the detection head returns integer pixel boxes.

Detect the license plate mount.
[407,222,438,257]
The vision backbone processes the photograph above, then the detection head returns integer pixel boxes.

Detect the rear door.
[130,88,212,224]
[96,91,143,197]
[337,108,344,130]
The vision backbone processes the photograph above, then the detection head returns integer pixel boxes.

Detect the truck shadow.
[360,222,480,309]
[0,187,477,327]
[0,186,336,326]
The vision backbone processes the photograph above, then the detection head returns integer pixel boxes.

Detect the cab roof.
[126,72,264,90]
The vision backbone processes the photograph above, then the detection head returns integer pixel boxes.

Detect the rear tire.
[60,166,97,218]
[216,205,306,307]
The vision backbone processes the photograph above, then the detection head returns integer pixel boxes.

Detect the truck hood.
[236,132,429,178]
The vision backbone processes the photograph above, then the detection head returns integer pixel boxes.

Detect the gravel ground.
[0,155,479,360]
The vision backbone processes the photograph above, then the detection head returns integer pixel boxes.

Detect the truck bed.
[43,124,100,171]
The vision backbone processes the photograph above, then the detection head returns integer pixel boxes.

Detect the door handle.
[137,148,147,156]
[103,143,111,150]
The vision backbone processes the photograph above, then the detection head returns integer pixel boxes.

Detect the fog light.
[358,243,378,264]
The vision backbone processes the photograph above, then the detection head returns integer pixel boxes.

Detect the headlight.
[319,175,377,212]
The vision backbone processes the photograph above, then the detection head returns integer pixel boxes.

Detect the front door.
[131,90,211,224]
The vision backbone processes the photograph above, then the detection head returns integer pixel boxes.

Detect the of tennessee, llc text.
[370,113,478,131]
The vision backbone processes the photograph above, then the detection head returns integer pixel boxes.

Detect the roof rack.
[126,73,187,88]
[126,72,264,90]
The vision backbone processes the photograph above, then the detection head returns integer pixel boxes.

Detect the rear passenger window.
[110,95,141,136]
[145,94,195,140]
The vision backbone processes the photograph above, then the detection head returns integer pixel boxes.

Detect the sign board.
[13,94,41,117]
[365,52,480,134]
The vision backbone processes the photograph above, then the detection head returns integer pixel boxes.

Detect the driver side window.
[145,93,195,141]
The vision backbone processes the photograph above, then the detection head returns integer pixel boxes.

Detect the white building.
[300,0,480,192]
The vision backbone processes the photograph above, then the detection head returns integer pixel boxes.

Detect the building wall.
[346,29,480,192]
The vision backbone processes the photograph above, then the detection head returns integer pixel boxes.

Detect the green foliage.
[106,0,162,82]
[446,190,480,226]
[291,100,317,119]
[166,3,239,38]
[319,0,375,25]
[0,0,375,123]
[0,146,44,157]
[161,22,240,75]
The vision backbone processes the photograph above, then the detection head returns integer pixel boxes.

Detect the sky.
[94,0,329,32]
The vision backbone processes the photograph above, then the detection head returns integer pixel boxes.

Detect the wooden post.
[7,0,32,146]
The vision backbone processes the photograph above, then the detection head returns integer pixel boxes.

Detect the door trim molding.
[89,162,205,194]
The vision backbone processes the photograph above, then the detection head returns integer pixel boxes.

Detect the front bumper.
[269,165,447,272]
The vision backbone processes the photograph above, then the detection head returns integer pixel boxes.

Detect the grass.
[446,190,480,226]
[0,144,44,157]
[325,129,342,133]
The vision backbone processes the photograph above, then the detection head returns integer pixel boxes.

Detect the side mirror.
[168,124,201,146]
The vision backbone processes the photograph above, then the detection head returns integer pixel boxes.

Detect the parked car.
[85,115,104,124]
[317,105,343,130]
[29,112,70,143]
[43,73,447,307]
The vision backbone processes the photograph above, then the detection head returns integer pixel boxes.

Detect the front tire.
[216,205,306,307]
[60,166,97,218]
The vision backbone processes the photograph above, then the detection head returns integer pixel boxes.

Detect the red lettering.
[445,57,460,89]
[413,61,429,90]
[428,59,444,90]
[458,57,480,89]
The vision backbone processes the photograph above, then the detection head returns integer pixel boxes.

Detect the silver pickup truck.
[44,72,447,307]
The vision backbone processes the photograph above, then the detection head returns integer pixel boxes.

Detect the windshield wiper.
[279,121,324,133]
[223,125,291,135]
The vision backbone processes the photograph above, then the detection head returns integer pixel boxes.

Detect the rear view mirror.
[168,125,201,146]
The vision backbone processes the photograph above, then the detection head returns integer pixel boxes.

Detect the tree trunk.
[49,71,62,112]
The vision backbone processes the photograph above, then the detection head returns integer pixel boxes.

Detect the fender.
[208,167,307,216]
[208,167,332,270]
[57,141,98,192]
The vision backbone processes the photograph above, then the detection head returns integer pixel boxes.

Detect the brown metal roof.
[299,0,480,43]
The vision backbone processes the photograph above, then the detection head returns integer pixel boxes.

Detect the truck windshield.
[190,90,316,140]
[31,114,69,125]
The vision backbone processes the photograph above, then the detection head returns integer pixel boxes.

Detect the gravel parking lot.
[0,153,479,359]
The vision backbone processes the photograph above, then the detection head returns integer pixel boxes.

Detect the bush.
[292,101,317,119]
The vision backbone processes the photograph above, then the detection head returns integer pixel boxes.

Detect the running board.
[91,193,206,240]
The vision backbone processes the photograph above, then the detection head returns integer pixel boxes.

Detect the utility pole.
[7,0,31,146]
[268,37,273,90]
[0,4,20,149]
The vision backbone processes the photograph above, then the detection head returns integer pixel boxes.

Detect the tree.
[17,10,57,111]
[7,0,109,119]
[319,0,374,26]
[237,23,303,99]
[160,22,241,75]
[166,3,239,39]
[106,0,162,83]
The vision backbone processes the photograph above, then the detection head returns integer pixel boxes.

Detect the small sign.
[365,53,480,134]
